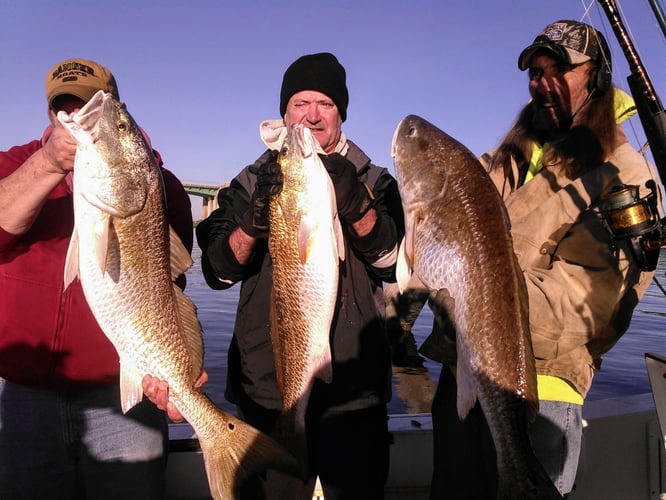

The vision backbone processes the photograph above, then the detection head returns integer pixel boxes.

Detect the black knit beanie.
[279,52,349,122]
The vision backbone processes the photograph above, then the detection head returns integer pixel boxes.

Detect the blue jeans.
[430,367,582,498]
[529,399,583,496]
[0,378,168,500]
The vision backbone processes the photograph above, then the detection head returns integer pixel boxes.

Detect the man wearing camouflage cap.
[427,20,662,498]
[0,58,193,499]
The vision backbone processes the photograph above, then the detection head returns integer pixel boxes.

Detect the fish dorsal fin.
[119,360,145,414]
[331,214,345,264]
[169,225,201,382]
[169,226,194,279]
[63,226,80,289]
[328,175,345,262]
[269,293,284,391]
[173,282,204,381]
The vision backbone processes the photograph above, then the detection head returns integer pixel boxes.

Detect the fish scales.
[269,123,343,470]
[391,114,562,500]
[60,91,296,500]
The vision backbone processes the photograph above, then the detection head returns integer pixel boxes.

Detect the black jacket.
[197,140,404,414]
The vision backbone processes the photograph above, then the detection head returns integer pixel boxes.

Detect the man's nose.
[305,103,321,122]
[534,74,553,92]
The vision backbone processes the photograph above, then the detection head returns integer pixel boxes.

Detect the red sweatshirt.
[0,140,193,388]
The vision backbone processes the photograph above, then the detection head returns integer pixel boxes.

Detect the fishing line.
[580,1,666,281]
[579,1,654,166]
[653,273,666,298]
[585,0,666,233]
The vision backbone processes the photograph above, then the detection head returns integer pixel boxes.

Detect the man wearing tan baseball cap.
[45,57,119,109]
[0,58,194,499]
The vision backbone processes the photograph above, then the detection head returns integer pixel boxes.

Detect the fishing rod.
[593,0,666,268]
[597,0,666,180]
[647,0,666,41]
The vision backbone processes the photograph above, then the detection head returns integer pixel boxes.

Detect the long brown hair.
[489,84,616,181]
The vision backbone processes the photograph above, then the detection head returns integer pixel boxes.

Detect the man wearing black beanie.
[279,52,350,122]
[147,52,405,499]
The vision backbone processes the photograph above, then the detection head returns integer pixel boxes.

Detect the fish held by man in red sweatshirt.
[59,90,297,500]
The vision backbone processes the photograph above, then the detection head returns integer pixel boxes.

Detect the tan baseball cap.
[45,58,119,108]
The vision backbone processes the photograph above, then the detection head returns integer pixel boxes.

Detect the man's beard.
[531,104,573,133]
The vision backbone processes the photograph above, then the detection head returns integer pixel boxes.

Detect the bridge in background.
[182,182,227,220]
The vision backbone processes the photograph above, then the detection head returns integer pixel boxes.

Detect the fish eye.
[117,121,128,132]
[408,126,416,137]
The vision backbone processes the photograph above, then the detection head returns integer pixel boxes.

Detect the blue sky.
[2,1,666,218]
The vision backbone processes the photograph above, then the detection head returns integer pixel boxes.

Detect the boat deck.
[166,394,665,499]
[166,413,433,500]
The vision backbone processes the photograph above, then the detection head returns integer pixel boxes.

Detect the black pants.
[430,366,497,500]
[235,393,390,500]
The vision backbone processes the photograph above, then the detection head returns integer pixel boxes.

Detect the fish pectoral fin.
[119,362,145,414]
[93,214,112,274]
[169,226,194,280]
[173,282,205,379]
[63,227,80,289]
[396,237,413,293]
[404,212,417,261]
[296,217,317,265]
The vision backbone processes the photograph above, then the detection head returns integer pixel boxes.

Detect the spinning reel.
[598,180,664,271]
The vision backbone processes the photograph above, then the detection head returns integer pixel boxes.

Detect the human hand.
[41,113,78,174]
[239,152,283,238]
[320,153,373,223]
[141,370,208,423]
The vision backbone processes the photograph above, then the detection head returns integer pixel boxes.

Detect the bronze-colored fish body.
[269,123,344,468]
[60,91,296,500]
[391,115,562,500]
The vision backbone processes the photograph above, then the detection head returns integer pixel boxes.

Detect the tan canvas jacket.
[481,141,661,397]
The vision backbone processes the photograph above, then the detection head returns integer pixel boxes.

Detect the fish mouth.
[295,125,313,159]
[57,90,108,143]
[391,115,421,159]
[390,120,402,159]
[77,91,111,142]
[292,124,324,159]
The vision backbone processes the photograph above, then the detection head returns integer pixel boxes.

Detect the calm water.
[185,237,666,415]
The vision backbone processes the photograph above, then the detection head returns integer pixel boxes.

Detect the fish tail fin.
[495,422,563,500]
[497,457,563,500]
[273,407,309,479]
[199,409,299,500]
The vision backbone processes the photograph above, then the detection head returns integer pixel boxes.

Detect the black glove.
[320,153,373,223]
[239,152,283,238]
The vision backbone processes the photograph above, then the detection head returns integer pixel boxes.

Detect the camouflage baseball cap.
[518,20,609,71]
[45,58,119,108]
